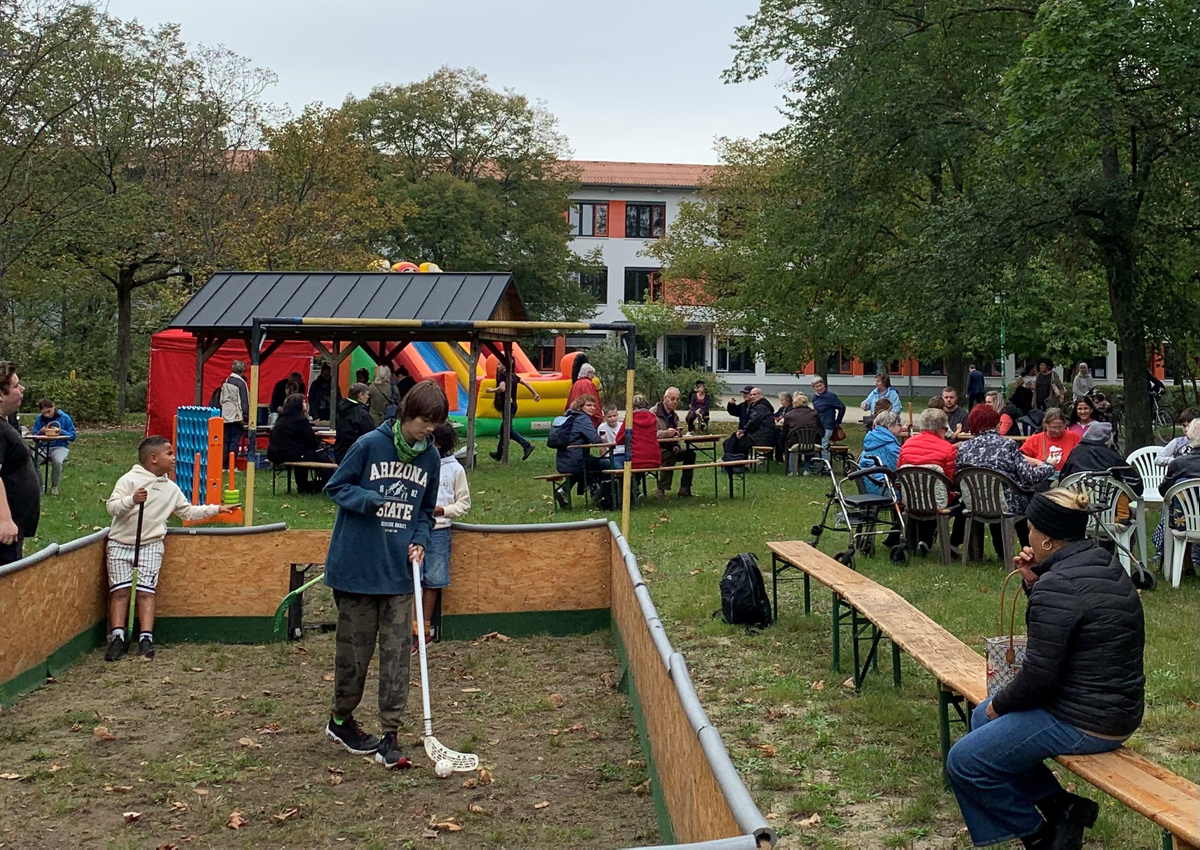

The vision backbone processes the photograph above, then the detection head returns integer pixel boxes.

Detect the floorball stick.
[271,572,325,637]
[411,556,479,772]
[126,501,145,641]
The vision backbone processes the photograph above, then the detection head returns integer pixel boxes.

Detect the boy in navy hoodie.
[322,380,448,769]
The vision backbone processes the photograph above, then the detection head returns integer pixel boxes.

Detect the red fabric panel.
[145,330,315,438]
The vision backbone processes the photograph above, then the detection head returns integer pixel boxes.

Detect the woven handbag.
[985,569,1028,696]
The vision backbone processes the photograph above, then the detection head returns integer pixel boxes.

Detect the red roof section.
[570,160,714,189]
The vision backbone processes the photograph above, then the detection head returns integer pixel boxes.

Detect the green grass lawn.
[27,425,1200,849]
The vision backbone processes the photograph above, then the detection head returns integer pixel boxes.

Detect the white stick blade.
[425,736,479,772]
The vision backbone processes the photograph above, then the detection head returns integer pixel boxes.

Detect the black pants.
[657,448,696,492]
[284,448,335,493]
[724,432,756,457]
[224,422,245,457]
[913,515,965,548]
[0,536,24,567]
[968,393,986,409]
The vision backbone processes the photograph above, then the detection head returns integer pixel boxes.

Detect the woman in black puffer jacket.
[946,488,1144,850]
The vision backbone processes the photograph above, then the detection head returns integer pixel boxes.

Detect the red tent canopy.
[146,329,315,438]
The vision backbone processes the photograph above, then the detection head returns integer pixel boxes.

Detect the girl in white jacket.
[418,424,471,639]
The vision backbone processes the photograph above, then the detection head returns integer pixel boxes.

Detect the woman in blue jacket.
[859,410,903,495]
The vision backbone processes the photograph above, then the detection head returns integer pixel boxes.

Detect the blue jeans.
[421,528,451,589]
[819,430,832,462]
[946,697,1123,846]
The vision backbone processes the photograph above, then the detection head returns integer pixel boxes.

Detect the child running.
[417,423,471,640]
[104,436,233,661]
[323,380,448,768]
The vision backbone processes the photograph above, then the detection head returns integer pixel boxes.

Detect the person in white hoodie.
[417,423,471,640]
[104,436,234,661]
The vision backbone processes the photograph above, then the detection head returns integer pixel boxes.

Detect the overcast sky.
[103,0,786,164]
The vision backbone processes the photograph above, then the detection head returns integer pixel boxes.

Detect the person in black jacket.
[726,386,753,429]
[723,387,775,458]
[268,394,334,493]
[331,383,374,462]
[552,396,609,509]
[946,488,1144,850]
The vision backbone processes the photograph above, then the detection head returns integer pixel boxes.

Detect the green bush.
[25,376,120,424]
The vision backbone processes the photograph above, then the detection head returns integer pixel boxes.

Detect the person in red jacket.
[629,395,662,471]
[898,407,964,556]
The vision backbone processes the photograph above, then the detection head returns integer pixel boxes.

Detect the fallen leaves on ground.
[548,693,564,708]
[798,813,821,827]
[476,767,493,785]
[92,726,116,741]
[0,773,20,780]
[688,568,702,576]
[105,785,134,792]
[237,737,261,749]
[169,801,188,813]
[273,807,300,822]
[460,687,481,694]
[327,766,344,786]
[841,677,856,688]
[226,809,246,829]
[460,777,477,788]
[757,743,778,757]
[810,680,825,691]
[256,723,282,734]
[123,812,141,823]
[467,803,494,817]
[430,817,463,832]
[633,779,650,796]
[474,631,510,644]
[533,800,550,809]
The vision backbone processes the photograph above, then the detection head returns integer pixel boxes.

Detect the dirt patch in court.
[0,625,657,848]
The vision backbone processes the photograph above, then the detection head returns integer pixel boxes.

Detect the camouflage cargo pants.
[330,591,413,733]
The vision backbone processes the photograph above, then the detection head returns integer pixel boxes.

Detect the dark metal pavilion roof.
[170,271,527,338]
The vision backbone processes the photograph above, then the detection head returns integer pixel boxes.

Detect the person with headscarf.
[1071,363,1095,401]
[946,489,1144,850]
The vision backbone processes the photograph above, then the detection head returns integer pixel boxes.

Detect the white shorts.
[106,539,165,593]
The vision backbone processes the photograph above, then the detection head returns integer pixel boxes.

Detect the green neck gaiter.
[393,423,426,464]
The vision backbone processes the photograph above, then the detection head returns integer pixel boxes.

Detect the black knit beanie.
[1026,492,1089,541]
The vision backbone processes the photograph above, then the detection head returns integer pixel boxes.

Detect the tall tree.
[219,106,400,271]
[52,16,269,413]
[999,0,1200,446]
[342,67,595,321]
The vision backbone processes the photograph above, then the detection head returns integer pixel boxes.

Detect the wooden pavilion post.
[465,336,480,470]
[500,341,514,464]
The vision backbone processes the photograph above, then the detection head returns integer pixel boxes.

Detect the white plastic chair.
[1060,472,1146,576]
[1126,446,1165,508]
[1161,480,1200,589]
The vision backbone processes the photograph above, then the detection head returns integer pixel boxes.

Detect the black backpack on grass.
[719,553,772,628]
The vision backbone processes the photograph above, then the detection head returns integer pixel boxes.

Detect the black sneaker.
[374,731,411,769]
[522,444,535,461]
[325,715,381,756]
[1045,793,1099,849]
[554,485,569,509]
[105,634,126,662]
[488,450,502,461]
[138,636,155,658]
[916,541,930,558]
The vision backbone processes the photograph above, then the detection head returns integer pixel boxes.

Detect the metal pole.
[245,320,261,527]
[195,336,205,405]
[465,337,479,471]
[328,341,340,429]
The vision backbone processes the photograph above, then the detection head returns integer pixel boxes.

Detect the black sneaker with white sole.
[104,634,126,662]
[554,485,570,509]
[374,731,411,769]
[138,636,155,658]
[325,715,381,755]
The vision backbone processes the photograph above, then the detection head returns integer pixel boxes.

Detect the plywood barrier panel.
[443,526,611,616]
[610,545,741,843]
[158,530,331,618]
[1,540,107,684]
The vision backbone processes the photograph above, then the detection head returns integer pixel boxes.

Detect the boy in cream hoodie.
[417,423,470,640]
[104,436,233,661]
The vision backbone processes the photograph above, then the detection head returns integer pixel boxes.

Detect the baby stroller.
[810,457,907,568]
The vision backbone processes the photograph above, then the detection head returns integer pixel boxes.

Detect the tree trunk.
[1104,242,1153,449]
[113,268,134,416]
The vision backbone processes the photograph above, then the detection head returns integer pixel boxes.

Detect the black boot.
[1019,819,1056,849]
[1038,791,1099,850]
